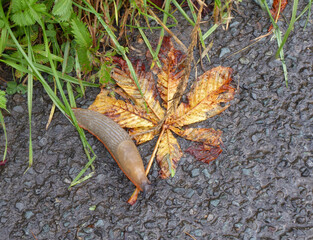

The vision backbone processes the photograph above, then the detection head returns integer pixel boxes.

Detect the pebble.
[305,158,313,168]
[194,229,203,237]
[12,106,24,113]
[39,137,48,147]
[95,219,105,228]
[239,57,250,65]
[191,168,200,177]
[24,211,34,219]
[144,220,157,229]
[211,199,220,207]
[202,169,211,179]
[219,48,230,58]
[15,202,24,212]
[184,189,195,199]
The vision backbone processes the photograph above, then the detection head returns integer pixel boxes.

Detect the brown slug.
[72,108,151,192]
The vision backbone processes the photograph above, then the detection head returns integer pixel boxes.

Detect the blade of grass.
[77,0,148,111]
[1,54,99,87]
[0,110,8,163]
[172,0,195,26]
[0,4,96,182]
[275,0,299,58]
[25,27,33,172]
[261,0,288,86]
[39,19,97,182]
[134,18,162,68]
[152,0,172,67]
[67,82,76,108]
[61,41,71,75]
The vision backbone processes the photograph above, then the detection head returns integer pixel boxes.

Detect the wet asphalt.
[0,1,313,239]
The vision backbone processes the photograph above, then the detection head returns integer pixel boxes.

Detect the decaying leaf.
[268,0,288,31]
[89,37,235,200]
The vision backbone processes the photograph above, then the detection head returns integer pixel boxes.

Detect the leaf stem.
[127,125,166,204]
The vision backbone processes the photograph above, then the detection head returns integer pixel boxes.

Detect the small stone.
[39,137,48,147]
[13,106,24,113]
[202,169,211,179]
[239,57,250,65]
[172,188,185,194]
[15,202,24,212]
[242,168,251,175]
[126,225,133,232]
[95,219,105,228]
[251,134,258,142]
[24,211,34,219]
[184,189,195,199]
[165,199,172,206]
[219,48,230,58]
[210,199,220,207]
[144,220,157,229]
[301,168,310,177]
[207,214,214,222]
[305,157,313,168]
[296,216,306,224]
[63,222,70,227]
[191,169,200,177]
[43,224,50,233]
[194,229,203,237]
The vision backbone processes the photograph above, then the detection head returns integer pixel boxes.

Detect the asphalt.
[0,1,312,239]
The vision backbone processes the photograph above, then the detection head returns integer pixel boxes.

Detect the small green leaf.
[52,0,73,21]
[89,205,96,211]
[17,84,27,94]
[71,15,92,49]
[0,90,7,110]
[6,81,17,95]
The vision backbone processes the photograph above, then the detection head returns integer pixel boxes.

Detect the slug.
[72,108,151,192]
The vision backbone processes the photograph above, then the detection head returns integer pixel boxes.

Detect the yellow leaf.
[112,59,165,121]
[89,89,157,129]
[169,66,235,126]
[157,38,186,112]
[171,126,222,146]
[129,127,159,145]
[156,129,183,179]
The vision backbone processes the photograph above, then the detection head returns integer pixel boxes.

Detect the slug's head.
[142,181,153,199]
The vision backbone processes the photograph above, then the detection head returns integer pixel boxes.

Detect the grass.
[0,0,311,186]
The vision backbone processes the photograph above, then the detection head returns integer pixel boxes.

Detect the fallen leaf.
[89,37,236,201]
[268,0,288,31]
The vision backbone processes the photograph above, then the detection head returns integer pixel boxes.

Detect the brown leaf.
[89,38,235,187]
[157,37,186,112]
[89,89,157,129]
[156,129,183,178]
[171,126,222,146]
[169,66,235,127]
[112,57,165,121]
[185,144,222,164]
[268,0,288,32]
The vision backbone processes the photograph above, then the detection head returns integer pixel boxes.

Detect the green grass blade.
[261,0,288,85]
[275,0,299,58]
[62,40,71,75]
[67,82,76,108]
[203,24,219,40]
[0,111,8,163]
[78,0,148,111]
[172,0,195,26]
[1,54,99,87]
[25,27,33,172]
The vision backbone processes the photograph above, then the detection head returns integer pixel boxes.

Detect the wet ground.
[1,1,313,239]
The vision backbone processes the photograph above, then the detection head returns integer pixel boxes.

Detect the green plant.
[0,90,8,163]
